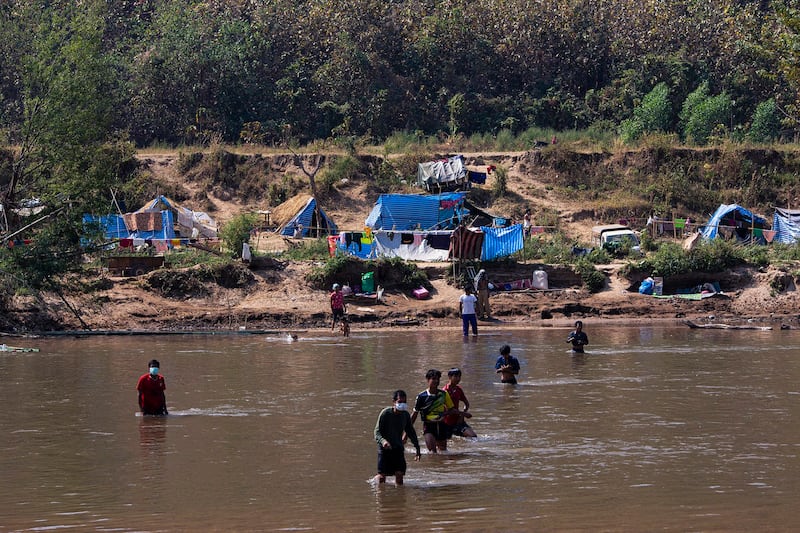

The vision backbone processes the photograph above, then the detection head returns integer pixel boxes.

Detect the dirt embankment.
[3,257,798,334]
[3,147,800,334]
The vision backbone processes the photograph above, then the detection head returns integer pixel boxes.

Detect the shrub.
[747,99,781,143]
[281,238,331,261]
[524,232,574,263]
[492,165,508,198]
[219,213,257,258]
[574,258,606,293]
[318,156,362,194]
[633,239,750,277]
[306,255,430,291]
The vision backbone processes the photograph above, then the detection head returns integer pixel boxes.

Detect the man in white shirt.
[459,285,478,336]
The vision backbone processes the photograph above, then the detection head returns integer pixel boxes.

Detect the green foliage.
[619,118,645,144]
[769,242,800,262]
[162,248,231,269]
[0,0,797,149]
[574,258,606,293]
[639,229,658,252]
[318,156,362,194]
[447,93,466,137]
[219,213,257,258]
[748,99,781,143]
[682,85,733,146]
[307,254,429,291]
[280,238,331,261]
[679,81,710,134]
[524,233,568,263]
[620,82,671,143]
[372,157,403,190]
[492,166,508,198]
[635,239,751,278]
[145,262,254,299]
[307,254,353,289]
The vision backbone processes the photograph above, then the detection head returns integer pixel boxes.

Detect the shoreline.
[4,313,793,338]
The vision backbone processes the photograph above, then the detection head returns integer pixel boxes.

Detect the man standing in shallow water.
[566,320,589,353]
[411,369,457,453]
[495,345,521,384]
[137,359,168,415]
[374,390,421,485]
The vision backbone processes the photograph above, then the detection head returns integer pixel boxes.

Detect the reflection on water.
[1,327,799,530]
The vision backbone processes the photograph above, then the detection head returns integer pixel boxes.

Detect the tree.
[1,2,129,324]
[684,93,733,145]
[620,82,672,143]
[748,98,781,143]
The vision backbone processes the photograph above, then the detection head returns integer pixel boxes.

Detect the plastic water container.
[532,270,549,290]
[413,287,430,300]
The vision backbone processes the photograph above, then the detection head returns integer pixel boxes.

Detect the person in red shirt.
[443,368,477,438]
[329,283,346,332]
[137,359,168,416]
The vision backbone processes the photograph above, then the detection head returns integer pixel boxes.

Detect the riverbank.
[2,259,797,336]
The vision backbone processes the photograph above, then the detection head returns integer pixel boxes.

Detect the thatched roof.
[271,194,313,227]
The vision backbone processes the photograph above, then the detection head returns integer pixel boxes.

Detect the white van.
[591,224,642,255]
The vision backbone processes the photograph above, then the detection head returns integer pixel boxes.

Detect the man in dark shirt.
[374,390,421,485]
[567,320,589,353]
[495,345,521,384]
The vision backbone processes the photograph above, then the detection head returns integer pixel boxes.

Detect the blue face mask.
[395,402,408,412]
[149,367,159,376]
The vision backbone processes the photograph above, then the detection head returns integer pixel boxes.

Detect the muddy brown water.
[1,327,799,531]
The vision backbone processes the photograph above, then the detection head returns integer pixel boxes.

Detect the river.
[1,326,798,531]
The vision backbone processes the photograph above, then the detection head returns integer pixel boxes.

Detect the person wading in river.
[137,359,168,416]
[374,390,421,485]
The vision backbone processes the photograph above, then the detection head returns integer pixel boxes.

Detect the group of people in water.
[135,313,589,488]
[374,322,589,485]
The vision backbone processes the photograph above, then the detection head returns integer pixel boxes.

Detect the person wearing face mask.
[136,359,168,416]
[374,390,421,485]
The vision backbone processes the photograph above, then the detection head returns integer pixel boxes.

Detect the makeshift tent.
[417,156,468,192]
[334,230,374,259]
[124,210,176,241]
[772,208,800,244]
[365,193,467,231]
[416,155,492,192]
[450,226,484,260]
[370,230,453,261]
[700,204,769,244]
[480,224,525,261]
[82,214,131,240]
[448,224,524,263]
[131,195,217,238]
[273,194,338,237]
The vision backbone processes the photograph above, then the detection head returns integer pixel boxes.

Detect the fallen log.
[683,320,772,331]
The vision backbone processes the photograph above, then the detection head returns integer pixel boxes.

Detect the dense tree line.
[2,0,800,151]
[3,0,800,321]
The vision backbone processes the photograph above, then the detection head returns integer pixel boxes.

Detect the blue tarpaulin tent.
[480,224,524,261]
[365,193,467,231]
[772,208,800,244]
[700,204,768,244]
[277,196,337,237]
[82,214,130,240]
